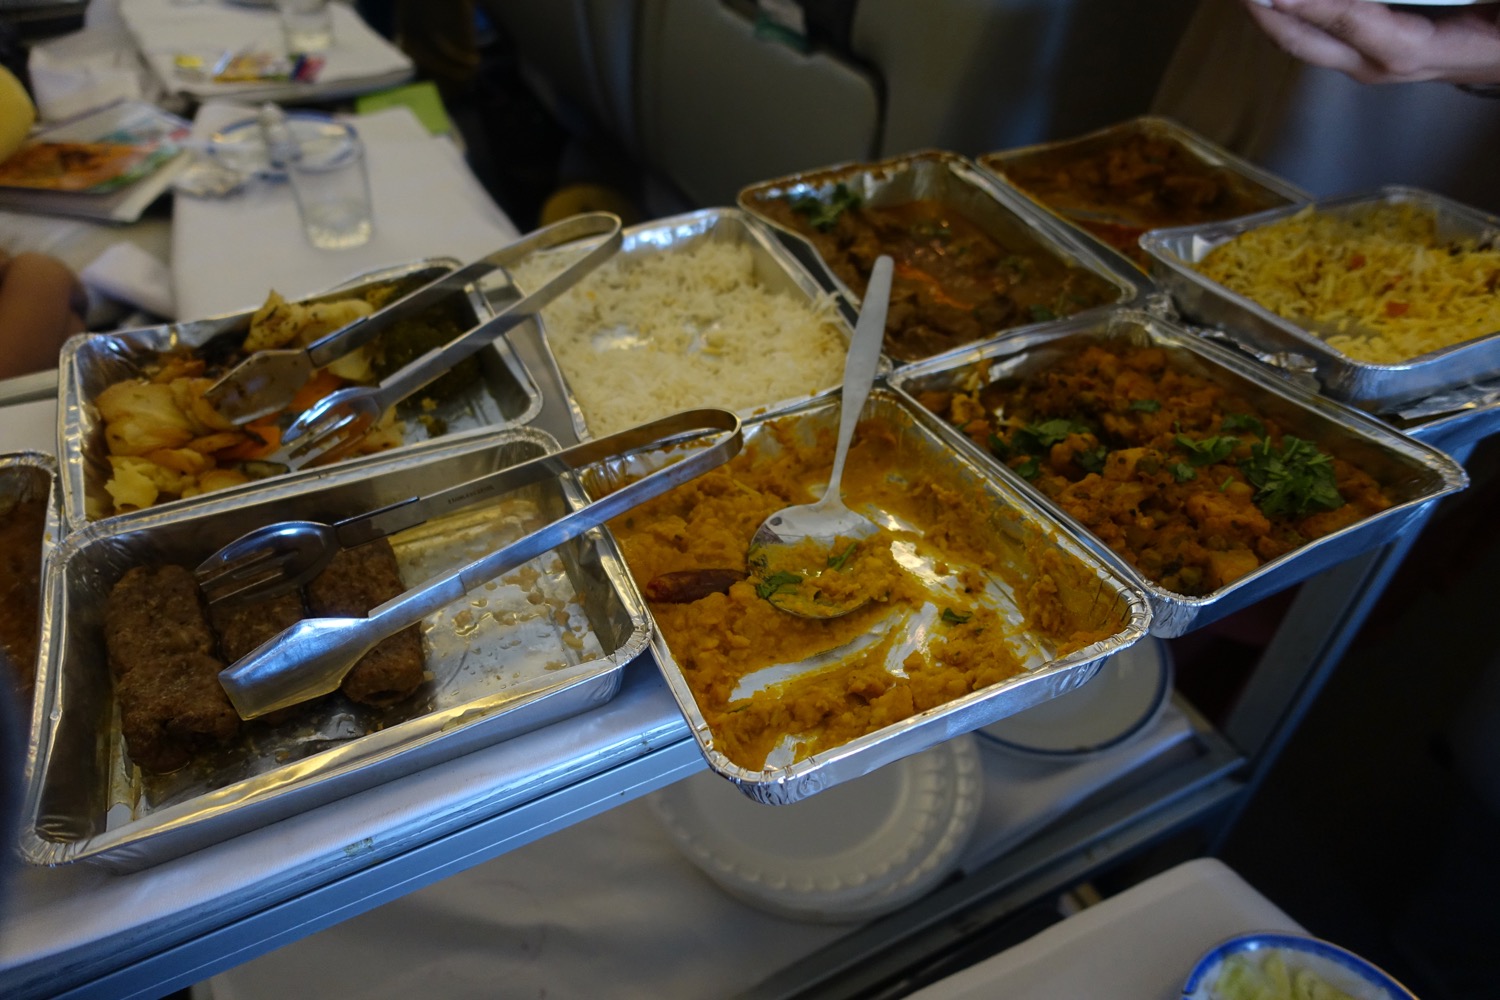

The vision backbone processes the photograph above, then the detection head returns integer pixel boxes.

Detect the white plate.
[978,638,1171,758]
[1182,932,1418,1000]
[207,112,349,179]
[648,735,983,923]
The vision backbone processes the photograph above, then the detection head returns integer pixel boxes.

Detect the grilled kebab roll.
[210,590,307,663]
[105,565,240,773]
[305,539,425,707]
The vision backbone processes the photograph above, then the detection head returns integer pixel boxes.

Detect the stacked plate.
[978,637,1172,759]
[649,735,984,923]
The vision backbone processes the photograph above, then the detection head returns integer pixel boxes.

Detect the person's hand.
[1242,0,1500,85]
[0,251,88,379]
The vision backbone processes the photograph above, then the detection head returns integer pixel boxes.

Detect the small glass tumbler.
[277,0,334,53]
[287,122,374,250]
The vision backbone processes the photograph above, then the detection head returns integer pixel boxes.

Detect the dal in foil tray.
[19,428,648,870]
[59,258,543,531]
[737,149,1148,367]
[976,114,1307,272]
[577,390,1151,805]
[505,207,858,441]
[1,452,61,722]
[888,307,1468,637]
[1141,186,1500,414]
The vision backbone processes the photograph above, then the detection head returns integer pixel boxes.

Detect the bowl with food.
[19,426,648,870]
[977,114,1307,272]
[1183,932,1418,1000]
[0,451,59,724]
[1141,185,1500,413]
[738,150,1147,367]
[889,307,1468,635]
[505,207,858,441]
[578,388,1152,803]
[58,258,540,530]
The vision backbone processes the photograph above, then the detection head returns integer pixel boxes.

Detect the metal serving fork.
[196,408,738,607]
[215,408,742,719]
[204,211,623,426]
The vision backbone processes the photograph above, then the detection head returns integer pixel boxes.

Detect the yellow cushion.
[0,66,38,163]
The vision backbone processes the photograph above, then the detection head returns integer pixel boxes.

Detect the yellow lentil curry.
[609,416,1122,771]
[919,341,1393,597]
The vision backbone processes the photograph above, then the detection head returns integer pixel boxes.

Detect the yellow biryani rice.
[1196,203,1500,364]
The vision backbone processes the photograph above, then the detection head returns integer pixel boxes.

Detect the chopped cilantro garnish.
[986,433,1011,460]
[1016,418,1089,453]
[1175,433,1238,467]
[790,183,861,232]
[941,608,973,625]
[1077,446,1110,475]
[1130,399,1162,413]
[755,571,803,600]
[1221,413,1266,437]
[827,542,858,571]
[1172,463,1197,482]
[1239,436,1344,518]
[1220,476,1234,492]
[1015,456,1040,480]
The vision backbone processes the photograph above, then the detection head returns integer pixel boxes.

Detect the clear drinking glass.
[286,122,374,250]
[277,0,334,53]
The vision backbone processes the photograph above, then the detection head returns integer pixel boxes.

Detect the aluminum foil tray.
[1141,186,1500,413]
[576,390,1152,805]
[736,150,1150,368]
[58,258,543,531]
[888,307,1469,636]
[509,207,857,442]
[976,115,1308,272]
[1,452,61,718]
[19,427,649,870]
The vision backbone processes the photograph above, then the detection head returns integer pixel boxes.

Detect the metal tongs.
[203,211,623,441]
[213,408,741,720]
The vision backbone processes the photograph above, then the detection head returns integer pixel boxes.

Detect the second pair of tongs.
[214,408,742,719]
[198,408,741,606]
[204,210,623,428]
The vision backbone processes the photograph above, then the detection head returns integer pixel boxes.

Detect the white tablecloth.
[171,101,521,320]
[201,709,1199,1000]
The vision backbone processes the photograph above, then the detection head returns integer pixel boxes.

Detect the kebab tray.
[888,307,1468,636]
[58,258,542,532]
[737,150,1150,368]
[1141,186,1500,413]
[576,389,1152,805]
[18,427,649,870]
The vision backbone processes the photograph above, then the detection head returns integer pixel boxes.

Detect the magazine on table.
[0,100,193,223]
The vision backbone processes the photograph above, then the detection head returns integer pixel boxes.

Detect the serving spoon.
[747,254,893,619]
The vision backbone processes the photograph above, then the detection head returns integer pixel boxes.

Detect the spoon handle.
[827,254,894,496]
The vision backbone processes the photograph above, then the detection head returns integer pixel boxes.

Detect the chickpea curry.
[918,341,1393,597]
[755,191,1116,362]
[608,415,1127,772]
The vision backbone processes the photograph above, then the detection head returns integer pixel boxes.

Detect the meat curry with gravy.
[756,191,1116,362]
